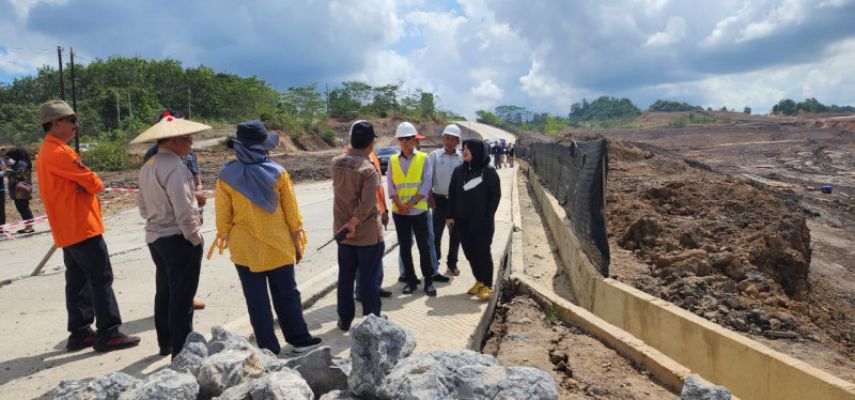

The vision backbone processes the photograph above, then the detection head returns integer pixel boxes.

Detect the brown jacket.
[331,148,383,246]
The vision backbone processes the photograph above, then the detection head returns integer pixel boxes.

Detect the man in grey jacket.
[135,116,209,358]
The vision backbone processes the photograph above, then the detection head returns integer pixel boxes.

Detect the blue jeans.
[235,265,312,354]
[398,210,439,278]
[338,242,385,325]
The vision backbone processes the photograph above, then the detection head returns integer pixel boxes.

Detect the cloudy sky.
[1,0,854,116]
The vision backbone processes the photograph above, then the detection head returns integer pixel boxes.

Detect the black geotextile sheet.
[528,141,610,276]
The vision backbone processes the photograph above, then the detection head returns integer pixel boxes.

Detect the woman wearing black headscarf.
[5,148,35,234]
[446,138,501,300]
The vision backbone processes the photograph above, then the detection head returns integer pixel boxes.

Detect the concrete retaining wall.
[524,164,855,400]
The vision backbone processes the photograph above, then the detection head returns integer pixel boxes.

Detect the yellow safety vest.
[390,151,429,213]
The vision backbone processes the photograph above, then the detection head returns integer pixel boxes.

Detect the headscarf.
[218,139,284,213]
[463,138,490,171]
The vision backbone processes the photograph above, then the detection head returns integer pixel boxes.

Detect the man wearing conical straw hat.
[132,111,210,358]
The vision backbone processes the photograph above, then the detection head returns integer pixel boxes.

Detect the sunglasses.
[398,137,414,142]
[62,116,78,124]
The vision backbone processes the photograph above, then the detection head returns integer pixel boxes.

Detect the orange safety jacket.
[36,135,105,248]
[369,151,388,214]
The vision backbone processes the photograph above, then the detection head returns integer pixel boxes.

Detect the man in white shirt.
[428,124,464,275]
[134,116,209,358]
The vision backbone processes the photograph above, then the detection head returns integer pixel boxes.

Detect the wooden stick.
[31,245,58,277]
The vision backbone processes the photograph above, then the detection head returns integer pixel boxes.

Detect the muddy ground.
[512,113,855,382]
[595,119,855,382]
[483,295,678,400]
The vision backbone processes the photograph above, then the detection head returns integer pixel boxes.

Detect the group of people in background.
[23,98,506,363]
[0,146,36,235]
[491,141,515,169]
[331,119,503,331]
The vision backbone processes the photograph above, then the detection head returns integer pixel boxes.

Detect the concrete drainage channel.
[515,160,855,400]
[465,166,702,399]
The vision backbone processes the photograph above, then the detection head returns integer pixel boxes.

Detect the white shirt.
[429,148,463,196]
[138,149,202,245]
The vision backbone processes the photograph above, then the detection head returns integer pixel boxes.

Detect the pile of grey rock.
[52,315,559,400]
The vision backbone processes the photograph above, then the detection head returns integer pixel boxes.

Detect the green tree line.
[771,97,855,116]
[0,56,453,147]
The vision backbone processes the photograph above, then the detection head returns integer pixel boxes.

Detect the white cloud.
[644,16,687,47]
[737,0,806,42]
[7,0,67,20]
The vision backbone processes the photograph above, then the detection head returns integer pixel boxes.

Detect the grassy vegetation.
[668,113,730,128]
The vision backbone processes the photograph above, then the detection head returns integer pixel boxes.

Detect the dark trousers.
[147,235,202,357]
[235,265,311,354]
[0,192,5,226]
[338,242,385,325]
[432,195,460,269]
[62,235,123,338]
[456,219,495,287]
[14,198,34,223]
[393,212,433,287]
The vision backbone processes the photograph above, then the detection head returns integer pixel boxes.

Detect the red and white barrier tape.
[1,186,213,240]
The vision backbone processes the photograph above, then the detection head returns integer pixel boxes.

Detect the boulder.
[52,372,140,400]
[277,346,348,395]
[348,315,416,399]
[213,369,313,400]
[208,326,254,355]
[379,351,558,400]
[170,338,209,377]
[680,375,731,400]
[318,390,360,400]
[197,350,265,399]
[118,369,198,400]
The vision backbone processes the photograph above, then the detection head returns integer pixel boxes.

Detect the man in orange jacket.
[36,100,140,353]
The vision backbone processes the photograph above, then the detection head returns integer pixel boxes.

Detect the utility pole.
[115,91,121,129]
[127,91,133,121]
[187,85,191,119]
[325,83,330,116]
[70,47,80,153]
[56,46,65,99]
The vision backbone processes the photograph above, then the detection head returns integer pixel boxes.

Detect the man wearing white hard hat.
[132,113,210,357]
[387,121,437,296]
[428,124,463,276]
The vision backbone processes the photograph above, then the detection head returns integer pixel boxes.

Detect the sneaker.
[476,285,494,301]
[379,288,393,298]
[447,267,460,276]
[93,332,141,353]
[292,337,322,354]
[337,320,351,332]
[467,282,484,295]
[402,284,418,295]
[16,227,35,234]
[432,274,451,283]
[66,328,97,351]
[192,299,206,310]
[424,285,437,297]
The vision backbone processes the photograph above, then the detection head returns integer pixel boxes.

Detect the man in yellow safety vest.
[387,122,437,296]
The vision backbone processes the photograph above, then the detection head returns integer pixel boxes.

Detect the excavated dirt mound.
[607,140,827,343]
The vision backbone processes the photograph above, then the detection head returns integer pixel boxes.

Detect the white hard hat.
[441,124,461,138]
[395,121,418,138]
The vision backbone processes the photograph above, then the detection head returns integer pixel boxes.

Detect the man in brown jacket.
[331,120,385,331]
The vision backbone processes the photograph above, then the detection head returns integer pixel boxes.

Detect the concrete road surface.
[455,120,518,143]
[0,124,518,399]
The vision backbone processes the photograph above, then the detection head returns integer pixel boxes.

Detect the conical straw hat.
[130,116,212,144]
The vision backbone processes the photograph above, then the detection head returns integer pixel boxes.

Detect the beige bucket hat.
[130,115,212,144]
[38,100,78,124]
